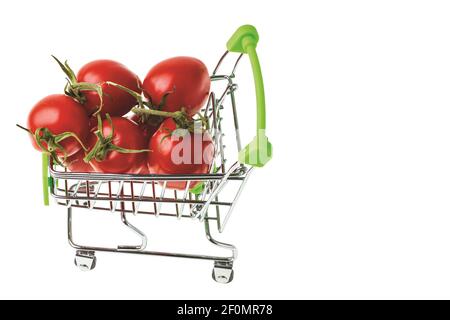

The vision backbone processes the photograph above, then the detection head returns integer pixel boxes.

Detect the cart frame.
[43,25,271,283]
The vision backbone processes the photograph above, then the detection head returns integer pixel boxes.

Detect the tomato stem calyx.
[52,55,104,116]
[16,123,86,166]
[131,107,207,134]
[84,114,149,163]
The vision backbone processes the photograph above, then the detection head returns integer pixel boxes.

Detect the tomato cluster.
[21,56,214,189]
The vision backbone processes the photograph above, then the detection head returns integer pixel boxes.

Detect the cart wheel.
[74,250,96,271]
[212,261,234,284]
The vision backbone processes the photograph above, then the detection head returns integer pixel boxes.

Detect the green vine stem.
[52,56,104,116]
[105,81,146,109]
[16,124,87,166]
[84,114,149,163]
[106,81,172,110]
[131,107,208,133]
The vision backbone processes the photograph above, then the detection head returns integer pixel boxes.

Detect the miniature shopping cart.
[41,25,272,283]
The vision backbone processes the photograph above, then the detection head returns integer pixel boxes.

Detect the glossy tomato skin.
[77,60,142,117]
[66,150,94,172]
[88,116,99,129]
[89,117,147,174]
[27,94,90,157]
[134,162,150,175]
[147,118,215,189]
[142,57,210,116]
[65,133,96,172]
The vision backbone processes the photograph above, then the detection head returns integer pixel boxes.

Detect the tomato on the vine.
[147,118,215,189]
[53,57,142,117]
[26,94,90,158]
[86,117,148,174]
[77,60,142,117]
[142,57,210,116]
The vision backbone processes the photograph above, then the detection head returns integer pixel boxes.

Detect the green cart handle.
[227,25,272,167]
[42,153,50,206]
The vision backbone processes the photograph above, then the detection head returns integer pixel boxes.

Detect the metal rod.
[178,183,190,219]
[134,181,147,213]
[212,51,229,75]
[204,212,237,260]
[67,181,81,208]
[68,207,231,262]
[90,181,103,209]
[50,190,234,206]
[174,190,180,218]
[108,181,113,211]
[231,53,244,77]
[49,167,247,181]
[130,181,135,214]
[66,203,218,219]
[156,181,167,217]
[220,167,254,232]
[196,162,241,220]
[117,211,148,251]
[230,83,242,151]
[86,180,90,208]
[151,181,157,214]
[112,181,124,213]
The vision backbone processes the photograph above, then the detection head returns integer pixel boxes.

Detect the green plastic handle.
[227,25,272,167]
[42,153,49,206]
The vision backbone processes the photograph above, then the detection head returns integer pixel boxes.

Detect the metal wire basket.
[42,25,271,283]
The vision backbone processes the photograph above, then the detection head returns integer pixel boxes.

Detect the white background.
[1,0,450,300]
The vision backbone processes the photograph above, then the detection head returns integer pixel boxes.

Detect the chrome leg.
[117,211,148,251]
[204,213,236,283]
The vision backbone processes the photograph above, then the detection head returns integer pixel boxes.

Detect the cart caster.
[212,261,234,284]
[74,250,96,271]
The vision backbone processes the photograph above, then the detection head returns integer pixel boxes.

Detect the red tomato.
[66,151,94,172]
[88,115,101,129]
[64,133,96,172]
[27,94,90,157]
[142,57,210,116]
[88,117,147,174]
[134,162,150,175]
[128,113,160,142]
[147,118,215,189]
[77,60,142,117]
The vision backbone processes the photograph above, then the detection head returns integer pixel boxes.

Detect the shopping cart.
[41,25,272,283]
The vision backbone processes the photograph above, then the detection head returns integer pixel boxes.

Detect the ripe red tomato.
[147,118,215,189]
[134,161,150,175]
[66,151,94,172]
[27,94,90,157]
[128,113,161,142]
[142,57,210,116]
[77,60,142,117]
[88,117,147,174]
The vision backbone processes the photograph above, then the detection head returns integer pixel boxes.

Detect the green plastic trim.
[42,153,49,206]
[227,25,272,167]
[189,182,205,195]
